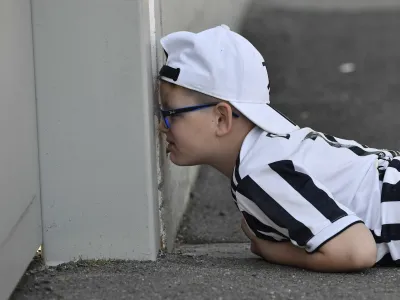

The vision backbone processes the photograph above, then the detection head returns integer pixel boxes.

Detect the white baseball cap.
[159,24,300,135]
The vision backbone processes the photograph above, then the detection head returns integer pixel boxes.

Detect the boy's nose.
[158,119,169,133]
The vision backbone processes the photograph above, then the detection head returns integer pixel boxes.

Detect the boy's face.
[158,81,219,166]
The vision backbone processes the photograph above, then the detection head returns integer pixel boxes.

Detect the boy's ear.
[215,102,234,136]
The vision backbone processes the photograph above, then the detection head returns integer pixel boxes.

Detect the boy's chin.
[168,152,201,166]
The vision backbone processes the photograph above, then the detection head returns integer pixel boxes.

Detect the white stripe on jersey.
[376,242,390,262]
[232,171,238,186]
[258,230,287,241]
[377,241,400,263]
[306,215,362,252]
[382,202,400,224]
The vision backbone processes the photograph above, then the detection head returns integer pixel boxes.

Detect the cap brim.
[230,102,299,135]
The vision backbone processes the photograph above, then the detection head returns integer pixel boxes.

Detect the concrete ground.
[12,1,400,299]
[10,247,400,300]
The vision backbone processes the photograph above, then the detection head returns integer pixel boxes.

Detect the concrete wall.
[156,0,252,251]
[0,1,42,298]
[160,0,251,35]
[30,0,254,265]
[32,0,159,264]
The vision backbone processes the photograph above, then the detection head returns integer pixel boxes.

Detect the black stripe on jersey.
[231,178,237,192]
[379,169,386,181]
[269,160,348,223]
[237,175,314,247]
[381,224,400,240]
[231,189,237,200]
[389,158,400,172]
[381,181,400,202]
[242,211,288,242]
[234,155,241,184]
[376,253,400,267]
[304,132,379,157]
[324,134,337,143]
[370,229,385,244]
[348,146,370,156]
[381,160,400,202]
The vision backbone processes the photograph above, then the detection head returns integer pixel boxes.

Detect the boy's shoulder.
[236,125,389,180]
[237,126,313,175]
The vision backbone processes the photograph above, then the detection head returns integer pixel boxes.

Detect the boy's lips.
[166,140,175,153]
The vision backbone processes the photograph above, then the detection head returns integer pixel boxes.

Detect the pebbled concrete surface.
[10,251,400,300]
[11,3,400,300]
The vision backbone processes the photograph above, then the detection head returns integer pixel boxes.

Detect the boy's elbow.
[349,243,377,270]
[318,239,376,272]
[318,223,377,271]
[317,241,376,272]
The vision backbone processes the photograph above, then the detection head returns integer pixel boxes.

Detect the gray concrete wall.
[32,0,159,264]
[156,0,253,251]
[160,0,251,35]
[30,0,255,265]
[0,1,42,298]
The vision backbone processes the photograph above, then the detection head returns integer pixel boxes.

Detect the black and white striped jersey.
[231,126,400,265]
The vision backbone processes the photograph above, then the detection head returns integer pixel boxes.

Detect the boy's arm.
[242,218,377,272]
[238,160,378,272]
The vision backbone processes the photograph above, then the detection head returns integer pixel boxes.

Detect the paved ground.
[11,2,400,300]
[10,249,400,300]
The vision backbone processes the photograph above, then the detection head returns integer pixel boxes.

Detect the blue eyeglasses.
[160,102,240,129]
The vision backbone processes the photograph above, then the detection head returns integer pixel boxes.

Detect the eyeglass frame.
[160,102,240,129]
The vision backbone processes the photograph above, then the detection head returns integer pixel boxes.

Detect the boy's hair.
[160,79,244,117]
[186,86,219,105]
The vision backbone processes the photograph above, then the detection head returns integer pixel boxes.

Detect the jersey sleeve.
[236,159,363,253]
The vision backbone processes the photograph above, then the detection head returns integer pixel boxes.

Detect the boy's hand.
[241,217,256,240]
[241,218,262,257]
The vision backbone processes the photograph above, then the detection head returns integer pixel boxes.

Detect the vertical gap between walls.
[148,0,167,251]
[30,0,45,258]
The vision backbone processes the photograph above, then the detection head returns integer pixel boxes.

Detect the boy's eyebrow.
[159,91,173,109]
[159,98,172,110]
[161,104,171,110]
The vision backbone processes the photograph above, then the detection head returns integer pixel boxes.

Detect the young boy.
[157,24,400,272]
